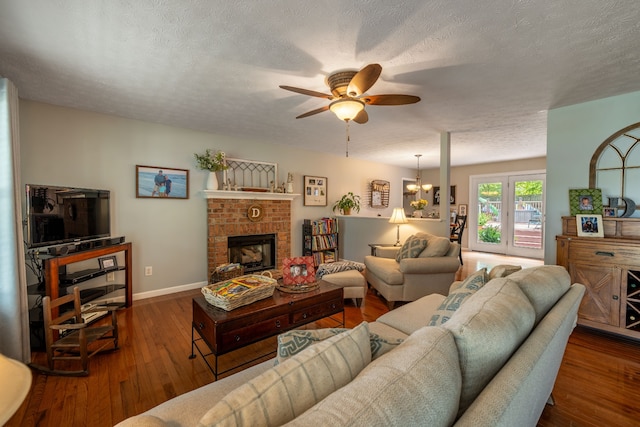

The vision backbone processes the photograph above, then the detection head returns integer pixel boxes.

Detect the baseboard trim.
[132,281,207,301]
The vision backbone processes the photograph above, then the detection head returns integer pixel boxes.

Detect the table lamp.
[389,207,408,246]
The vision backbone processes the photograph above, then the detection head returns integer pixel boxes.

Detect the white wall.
[19,101,417,297]
[545,90,640,264]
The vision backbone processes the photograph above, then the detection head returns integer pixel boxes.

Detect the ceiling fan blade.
[362,94,421,106]
[347,63,382,97]
[279,85,333,99]
[353,109,368,124]
[295,105,329,119]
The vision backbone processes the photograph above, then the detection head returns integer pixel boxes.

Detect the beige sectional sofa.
[116,265,584,427]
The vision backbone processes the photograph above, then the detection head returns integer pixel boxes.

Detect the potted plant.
[332,192,361,215]
[410,198,428,218]
[194,149,229,190]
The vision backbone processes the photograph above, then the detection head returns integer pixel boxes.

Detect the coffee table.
[190,280,344,379]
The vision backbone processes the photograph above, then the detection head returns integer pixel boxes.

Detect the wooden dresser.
[557,216,640,340]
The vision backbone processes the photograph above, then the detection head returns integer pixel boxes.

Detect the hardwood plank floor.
[8,251,640,426]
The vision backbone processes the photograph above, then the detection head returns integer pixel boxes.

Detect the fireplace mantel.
[203,190,300,201]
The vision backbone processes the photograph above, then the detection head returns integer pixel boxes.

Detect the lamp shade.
[329,99,365,121]
[0,354,31,425]
[389,207,408,224]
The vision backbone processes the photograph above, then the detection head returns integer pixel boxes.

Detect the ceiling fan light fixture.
[329,99,365,122]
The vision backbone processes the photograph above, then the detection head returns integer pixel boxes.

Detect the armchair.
[364,233,460,309]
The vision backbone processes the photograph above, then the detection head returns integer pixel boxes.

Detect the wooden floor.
[8,251,640,426]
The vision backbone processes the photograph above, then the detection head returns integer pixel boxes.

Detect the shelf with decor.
[302,218,339,267]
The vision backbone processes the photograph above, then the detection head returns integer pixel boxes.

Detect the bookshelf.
[303,218,339,267]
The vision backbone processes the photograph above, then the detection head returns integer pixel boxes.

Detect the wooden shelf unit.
[302,218,339,267]
[557,216,640,340]
[43,242,133,310]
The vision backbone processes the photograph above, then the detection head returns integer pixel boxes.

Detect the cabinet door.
[570,263,621,326]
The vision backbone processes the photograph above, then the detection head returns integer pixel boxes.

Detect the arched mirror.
[590,121,640,217]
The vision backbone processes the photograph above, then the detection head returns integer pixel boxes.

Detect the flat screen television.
[25,184,111,249]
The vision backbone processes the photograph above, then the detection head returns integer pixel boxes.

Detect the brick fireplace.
[206,192,296,280]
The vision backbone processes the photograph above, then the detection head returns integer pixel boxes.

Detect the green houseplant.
[332,192,361,215]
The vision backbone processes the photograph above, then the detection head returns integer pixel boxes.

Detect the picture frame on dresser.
[303,176,327,206]
[576,214,604,237]
[569,188,602,215]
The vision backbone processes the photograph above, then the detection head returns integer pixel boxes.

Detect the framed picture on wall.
[458,204,468,216]
[433,186,456,205]
[576,214,604,237]
[136,165,189,199]
[303,175,327,206]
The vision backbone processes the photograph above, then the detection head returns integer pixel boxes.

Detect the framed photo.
[136,165,189,199]
[303,175,327,206]
[576,214,604,237]
[458,204,468,216]
[282,256,316,285]
[603,207,617,218]
[98,255,118,271]
[433,186,456,205]
[569,188,602,215]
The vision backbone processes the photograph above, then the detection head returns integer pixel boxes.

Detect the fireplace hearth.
[228,234,276,273]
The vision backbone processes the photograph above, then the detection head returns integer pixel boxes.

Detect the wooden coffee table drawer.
[193,301,216,349]
[291,298,343,325]
[220,314,290,352]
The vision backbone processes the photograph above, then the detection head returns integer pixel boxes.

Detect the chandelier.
[406,154,432,194]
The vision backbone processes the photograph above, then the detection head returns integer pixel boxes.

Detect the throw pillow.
[199,322,371,427]
[488,264,522,279]
[419,234,452,257]
[395,235,428,262]
[428,268,488,326]
[277,328,402,364]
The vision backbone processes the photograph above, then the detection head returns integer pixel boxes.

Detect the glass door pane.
[508,174,544,258]
[470,177,508,254]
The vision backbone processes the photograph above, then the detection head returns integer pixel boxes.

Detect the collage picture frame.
[303,175,327,206]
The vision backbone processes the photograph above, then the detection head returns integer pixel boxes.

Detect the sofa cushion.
[283,326,461,427]
[276,327,402,363]
[505,265,571,324]
[428,268,488,326]
[488,264,523,280]
[418,233,452,258]
[376,293,446,335]
[442,279,536,417]
[395,235,428,262]
[199,322,371,427]
[364,256,404,285]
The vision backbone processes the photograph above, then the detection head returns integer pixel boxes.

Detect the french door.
[469,172,545,259]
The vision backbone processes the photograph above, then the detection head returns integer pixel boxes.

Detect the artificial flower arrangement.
[194,149,229,172]
[410,198,428,210]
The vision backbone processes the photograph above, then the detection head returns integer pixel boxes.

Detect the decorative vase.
[287,182,294,194]
[206,171,219,190]
[412,210,423,218]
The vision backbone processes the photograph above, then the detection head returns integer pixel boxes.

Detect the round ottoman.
[321,269,366,307]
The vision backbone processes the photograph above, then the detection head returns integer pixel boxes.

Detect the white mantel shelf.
[202,190,301,200]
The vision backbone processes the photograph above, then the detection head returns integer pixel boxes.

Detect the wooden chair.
[450,214,467,265]
[34,287,119,376]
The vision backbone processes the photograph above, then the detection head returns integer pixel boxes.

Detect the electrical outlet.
[106,272,115,282]
[145,266,152,276]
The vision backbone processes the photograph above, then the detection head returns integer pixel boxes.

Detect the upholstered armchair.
[364,232,461,309]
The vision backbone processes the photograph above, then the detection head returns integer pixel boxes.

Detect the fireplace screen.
[227,234,276,273]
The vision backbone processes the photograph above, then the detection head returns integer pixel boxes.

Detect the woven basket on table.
[210,266,245,283]
[202,273,276,311]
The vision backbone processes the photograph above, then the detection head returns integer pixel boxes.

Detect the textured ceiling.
[1,0,639,168]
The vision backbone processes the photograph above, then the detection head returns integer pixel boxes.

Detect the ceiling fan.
[279,63,421,124]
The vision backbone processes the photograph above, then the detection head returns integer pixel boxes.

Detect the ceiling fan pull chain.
[345,120,350,157]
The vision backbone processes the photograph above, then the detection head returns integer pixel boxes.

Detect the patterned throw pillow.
[199,322,371,427]
[428,268,488,326]
[277,328,403,363]
[395,235,428,262]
